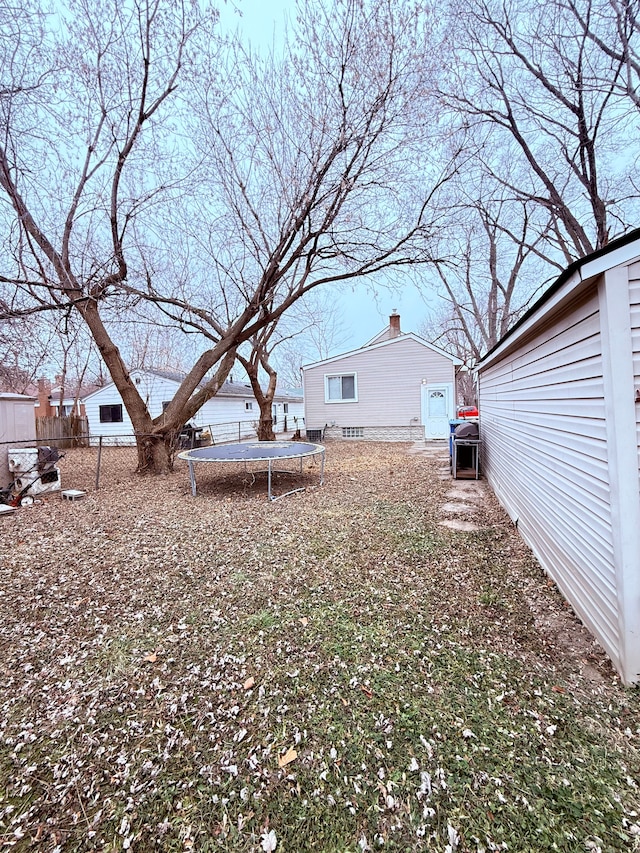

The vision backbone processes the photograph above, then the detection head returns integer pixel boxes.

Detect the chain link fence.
[0,419,283,494]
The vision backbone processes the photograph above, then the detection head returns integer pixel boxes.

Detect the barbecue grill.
[452,421,480,480]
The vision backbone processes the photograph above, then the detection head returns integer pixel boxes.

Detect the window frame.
[324,372,358,403]
[99,403,123,424]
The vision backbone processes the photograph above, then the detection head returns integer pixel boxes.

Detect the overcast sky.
[217,0,437,352]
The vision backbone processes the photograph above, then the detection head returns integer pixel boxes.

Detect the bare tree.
[0,0,211,470]
[0,0,451,472]
[0,316,52,392]
[237,326,280,442]
[421,192,550,378]
[564,0,640,111]
[235,290,350,440]
[270,291,350,390]
[441,0,639,258]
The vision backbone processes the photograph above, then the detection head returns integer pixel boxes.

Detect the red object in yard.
[457,405,479,419]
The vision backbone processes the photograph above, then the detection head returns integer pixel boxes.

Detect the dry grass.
[0,441,638,852]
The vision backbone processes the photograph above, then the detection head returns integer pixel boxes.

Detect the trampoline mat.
[178,441,324,463]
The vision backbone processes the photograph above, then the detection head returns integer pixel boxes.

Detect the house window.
[99,404,123,423]
[283,403,289,414]
[245,401,253,411]
[342,427,364,438]
[325,373,357,402]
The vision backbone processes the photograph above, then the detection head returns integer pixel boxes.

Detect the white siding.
[83,384,136,440]
[271,399,305,431]
[303,336,456,431]
[478,286,623,671]
[630,260,640,474]
[198,392,254,428]
[83,372,302,441]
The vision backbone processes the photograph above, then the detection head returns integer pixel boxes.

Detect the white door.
[422,384,453,440]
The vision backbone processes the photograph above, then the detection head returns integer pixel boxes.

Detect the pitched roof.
[302,331,462,370]
[50,382,103,403]
[82,369,302,402]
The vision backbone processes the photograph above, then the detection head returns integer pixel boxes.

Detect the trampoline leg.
[320,450,325,486]
[268,460,273,501]
[188,461,197,497]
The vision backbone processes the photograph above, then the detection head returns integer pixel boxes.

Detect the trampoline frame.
[177,441,325,501]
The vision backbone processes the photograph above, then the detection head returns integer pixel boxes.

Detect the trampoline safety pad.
[177,441,325,501]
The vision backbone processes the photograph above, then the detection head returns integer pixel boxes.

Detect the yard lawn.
[0,441,638,852]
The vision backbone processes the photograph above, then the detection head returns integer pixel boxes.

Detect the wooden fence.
[35,415,89,448]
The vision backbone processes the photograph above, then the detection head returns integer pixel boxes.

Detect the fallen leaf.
[361,685,373,698]
[144,652,157,663]
[551,685,566,694]
[244,676,256,690]
[299,617,308,626]
[278,747,297,768]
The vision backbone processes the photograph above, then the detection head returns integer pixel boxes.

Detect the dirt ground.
[0,440,637,851]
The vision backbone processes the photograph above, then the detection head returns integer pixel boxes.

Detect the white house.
[476,228,640,685]
[82,369,304,444]
[302,312,462,441]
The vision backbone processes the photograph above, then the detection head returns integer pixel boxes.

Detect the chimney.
[389,310,401,338]
[37,377,52,416]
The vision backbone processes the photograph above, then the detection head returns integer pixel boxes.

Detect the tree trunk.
[136,431,176,475]
[256,399,275,441]
[240,354,278,442]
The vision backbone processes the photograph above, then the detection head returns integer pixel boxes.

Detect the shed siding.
[479,286,622,669]
[629,260,640,475]
[303,337,455,430]
[0,395,37,476]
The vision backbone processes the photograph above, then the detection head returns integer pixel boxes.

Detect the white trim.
[98,403,124,424]
[324,372,358,403]
[303,332,462,372]
[599,265,640,684]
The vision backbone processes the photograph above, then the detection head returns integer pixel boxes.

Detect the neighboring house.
[31,377,100,419]
[302,312,461,441]
[476,228,640,685]
[82,369,304,443]
[49,383,98,417]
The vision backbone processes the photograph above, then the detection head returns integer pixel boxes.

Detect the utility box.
[8,447,39,473]
[7,446,62,497]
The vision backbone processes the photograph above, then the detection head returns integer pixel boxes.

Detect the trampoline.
[178,441,325,501]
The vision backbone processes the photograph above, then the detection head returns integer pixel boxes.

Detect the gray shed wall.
[478,285,622,670]
[479,251,640,684]
[0,395,37,478]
